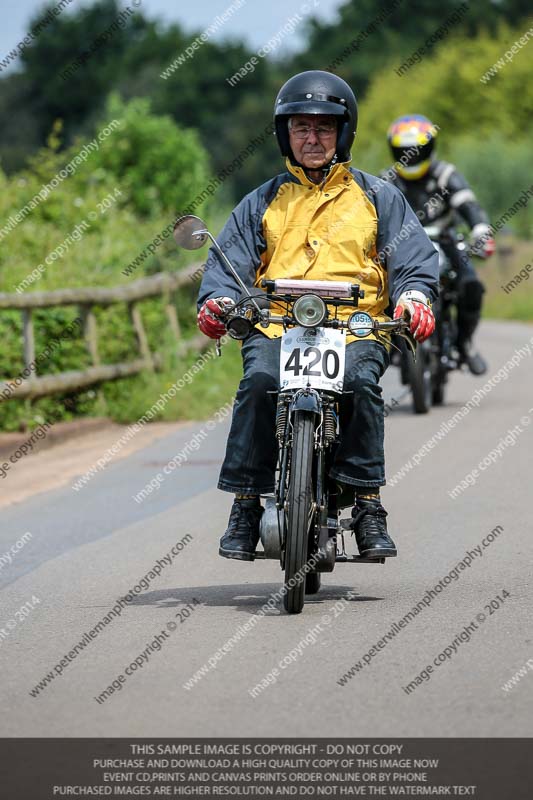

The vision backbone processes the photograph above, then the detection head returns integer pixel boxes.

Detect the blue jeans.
[218,330,390,494]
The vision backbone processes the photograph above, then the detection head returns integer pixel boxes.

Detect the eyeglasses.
[289,123,337,139]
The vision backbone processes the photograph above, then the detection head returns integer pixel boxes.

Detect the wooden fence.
[0,265,205,400]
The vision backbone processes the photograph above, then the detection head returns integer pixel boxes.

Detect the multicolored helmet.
[387,114,438,180]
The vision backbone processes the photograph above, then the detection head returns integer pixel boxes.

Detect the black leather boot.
[219,497,263,561]
[350,497,397,559]
[457,340,488,375]
[456,308,487,375]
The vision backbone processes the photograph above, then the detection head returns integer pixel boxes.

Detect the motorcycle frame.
[258,287,409,574]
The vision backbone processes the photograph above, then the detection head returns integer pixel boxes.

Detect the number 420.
[284,346,340,379]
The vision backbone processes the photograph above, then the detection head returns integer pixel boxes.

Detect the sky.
[1,0,344,65]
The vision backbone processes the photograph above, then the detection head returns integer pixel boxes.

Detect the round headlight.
[293,294,327,328]
[348,311,373,338]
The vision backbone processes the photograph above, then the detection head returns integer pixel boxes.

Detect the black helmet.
[274,70,358,164]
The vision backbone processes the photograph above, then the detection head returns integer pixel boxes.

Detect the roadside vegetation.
[0,1,531,430]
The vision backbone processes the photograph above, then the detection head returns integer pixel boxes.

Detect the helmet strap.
[302,152,338,183]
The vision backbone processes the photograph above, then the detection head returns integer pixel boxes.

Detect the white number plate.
[280,327,346,392]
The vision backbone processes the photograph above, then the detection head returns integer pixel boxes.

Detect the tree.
[21,0,145,140]
[1,0,275,196]
[288,0,532,96]
[353,23,533,230]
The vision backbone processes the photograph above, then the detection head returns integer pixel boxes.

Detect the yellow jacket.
[199,158,439,342]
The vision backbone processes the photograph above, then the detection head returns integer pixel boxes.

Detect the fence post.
[80,305,100,365]
[128,302,154,370]
[163,290,181,340]
[22,309,35,372]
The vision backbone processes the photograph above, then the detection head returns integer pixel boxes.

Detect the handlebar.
[220,293,414,352]
[256,313,409,333]
[426,228,490,261]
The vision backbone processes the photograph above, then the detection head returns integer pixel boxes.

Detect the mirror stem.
[201,230,264,316]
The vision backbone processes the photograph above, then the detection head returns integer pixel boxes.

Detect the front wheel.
[284,411,315,614]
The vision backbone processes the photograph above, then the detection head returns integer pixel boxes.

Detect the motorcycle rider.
[382,114,495,375]
[197,71,439,563]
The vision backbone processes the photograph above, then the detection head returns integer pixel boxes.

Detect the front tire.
[284,411,315,614]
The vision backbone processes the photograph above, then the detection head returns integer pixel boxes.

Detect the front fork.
[274,390,340,570]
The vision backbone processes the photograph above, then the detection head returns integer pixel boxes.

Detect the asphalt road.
[1,320,532,737]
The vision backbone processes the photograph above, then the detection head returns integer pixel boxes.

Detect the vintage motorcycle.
[174,215,415,614]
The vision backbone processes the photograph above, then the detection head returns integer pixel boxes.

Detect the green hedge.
[0,96,241,431]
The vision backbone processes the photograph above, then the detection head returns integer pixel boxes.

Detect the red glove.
[197,297,234,339]
[394,290,435,343]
